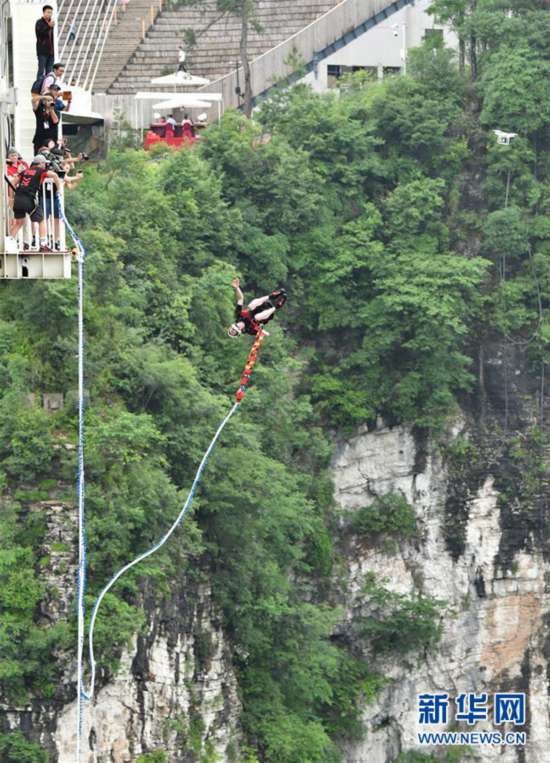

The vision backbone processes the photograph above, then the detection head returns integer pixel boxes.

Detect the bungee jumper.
[228,277,287,337]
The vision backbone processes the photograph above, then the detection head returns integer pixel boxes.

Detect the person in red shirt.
[6,149,30,203]
[9,155,61,252]
[5,149,21,205]
[228,278,287,337]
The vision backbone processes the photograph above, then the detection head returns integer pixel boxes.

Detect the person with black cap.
[9,155,61,252]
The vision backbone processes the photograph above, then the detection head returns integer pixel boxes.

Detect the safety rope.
[55,237,268,758]
[85,400,241,699]
[61,211,87,763]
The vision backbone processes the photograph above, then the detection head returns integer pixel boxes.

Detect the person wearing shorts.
[9,155,61,252]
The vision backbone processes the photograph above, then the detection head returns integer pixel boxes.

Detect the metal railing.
[5,180,67,252]
[58,0,164,92]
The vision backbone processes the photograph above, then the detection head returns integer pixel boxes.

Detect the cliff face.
[333,416,549,763]
[55,586,241,762]
[1,502,241,762]
[3,346,547,763]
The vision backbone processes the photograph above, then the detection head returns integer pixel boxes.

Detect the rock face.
[55,584,241,762]
[1,502,241,762]
[332,422,549,763]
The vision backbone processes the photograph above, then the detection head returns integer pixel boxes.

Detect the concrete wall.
[198,0,415,108]
[302,0,457,91]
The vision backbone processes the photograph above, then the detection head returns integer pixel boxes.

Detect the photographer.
[32,93,60,154]
[9,155,61,252]
[37,141,83,250]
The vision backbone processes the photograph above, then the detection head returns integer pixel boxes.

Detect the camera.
[78,152,90,161]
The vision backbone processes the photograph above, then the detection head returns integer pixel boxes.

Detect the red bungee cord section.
[236,330,266,401]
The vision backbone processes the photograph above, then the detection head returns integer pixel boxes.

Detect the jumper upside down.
[229,278,287,401]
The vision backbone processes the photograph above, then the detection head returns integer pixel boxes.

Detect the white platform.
[0,251,73,279]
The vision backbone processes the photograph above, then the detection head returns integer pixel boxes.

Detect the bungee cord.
[84,399,241,700]
[85,329,267,702]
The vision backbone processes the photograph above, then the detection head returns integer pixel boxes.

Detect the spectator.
[6,150,34,250]
[37,141,62,247]
[36,5,55,79]
[16,153,30,173]
[6,149,30,186]
[48,84,66,114]
[68,22,76,43]
[37,140,83,249]
[5,149,20,205]
[9,155,61,252]
[177,46,188,73]
[121,0,129,12]
[166,114,177,128]
[41,62,65,94]
[32,93,60,155]
[181,113,195,139]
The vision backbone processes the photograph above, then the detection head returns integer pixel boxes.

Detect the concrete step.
[108,0,339,94]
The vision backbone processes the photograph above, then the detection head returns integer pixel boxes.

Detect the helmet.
[228,323,242,337]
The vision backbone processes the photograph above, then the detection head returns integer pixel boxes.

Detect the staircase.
[108,0,339,94]
[57,0,158,92]
[91,0,160,92]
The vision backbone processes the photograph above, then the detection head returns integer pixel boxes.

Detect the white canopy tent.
[150,73,211,87]
[136,91,223,122]
[136,91,223,102]
[152,97,212,111]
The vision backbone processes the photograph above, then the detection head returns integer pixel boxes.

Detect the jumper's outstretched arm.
[232,277,244,306]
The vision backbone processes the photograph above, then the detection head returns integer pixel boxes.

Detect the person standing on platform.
[36,5,55,79]
[32,94,60,155]
[41,63,65,94]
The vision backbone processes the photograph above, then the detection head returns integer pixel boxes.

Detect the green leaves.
[480,43,550,135]
[358,574,444,655]
[0,732,48,763]
[349,493,417,539]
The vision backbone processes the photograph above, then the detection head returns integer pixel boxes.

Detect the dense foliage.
[1,1,548,760]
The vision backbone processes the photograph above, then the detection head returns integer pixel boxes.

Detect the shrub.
[349,493,416,539]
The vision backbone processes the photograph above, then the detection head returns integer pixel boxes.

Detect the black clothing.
[36,18,54,56]
[14,168,47,222]
[17,167,47,201]
[13,193,43,222]
[33,102,58,154]
[234,289,287,335]
[235,304,262,335]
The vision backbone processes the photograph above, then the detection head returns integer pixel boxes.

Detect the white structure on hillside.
[301,0,456,90]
